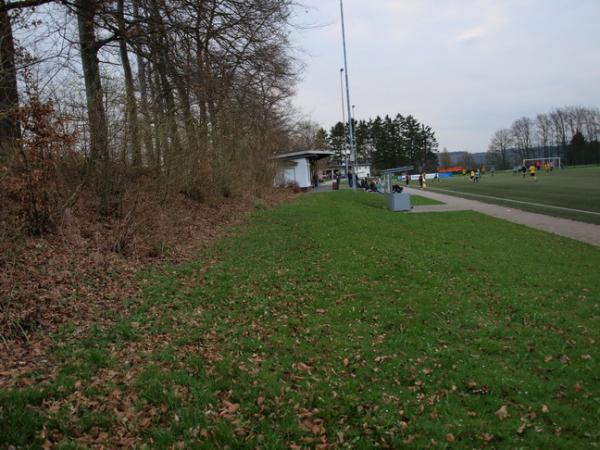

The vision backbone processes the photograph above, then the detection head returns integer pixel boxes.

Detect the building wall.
[355,165,371,178]
[277,158,311,188]
[282,167,296,184]
[293,158,311,188]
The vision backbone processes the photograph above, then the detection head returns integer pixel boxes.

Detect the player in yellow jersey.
[528,164,537,181]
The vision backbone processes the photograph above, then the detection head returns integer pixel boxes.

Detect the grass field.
[1,191,599,448]
[426,166,600,224]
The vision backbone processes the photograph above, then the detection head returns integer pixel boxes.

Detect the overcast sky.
[290,0,600,152]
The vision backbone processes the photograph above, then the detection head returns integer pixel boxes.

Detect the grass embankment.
[428,166,600,224]
[1,191,599,448]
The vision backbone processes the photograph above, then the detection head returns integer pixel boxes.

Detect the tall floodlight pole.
[340,68,348,178]
[340,0,356,191]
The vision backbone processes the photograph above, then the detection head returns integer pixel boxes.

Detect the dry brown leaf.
[446,433,455,442]
[541,404,549,414]
[403,435,415,444]
[222,400,239,414]
[495,405,509,420]
[296,362,312,373]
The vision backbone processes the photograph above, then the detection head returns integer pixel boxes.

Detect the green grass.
[409,194,443,206]
[1,191,599,448]
[427,166,600,224]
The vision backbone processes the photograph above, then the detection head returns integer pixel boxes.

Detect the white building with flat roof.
[272,150,334,189]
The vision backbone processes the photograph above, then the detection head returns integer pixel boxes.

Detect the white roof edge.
[272,149,334,160]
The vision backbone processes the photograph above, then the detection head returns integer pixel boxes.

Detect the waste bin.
[381,166,414,211]
[385,192,412,211]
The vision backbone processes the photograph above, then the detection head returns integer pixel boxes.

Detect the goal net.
[523,157,561,169]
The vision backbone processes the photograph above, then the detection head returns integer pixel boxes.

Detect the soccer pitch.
[428,166,600,224]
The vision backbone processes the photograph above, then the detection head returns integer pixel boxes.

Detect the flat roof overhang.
[272,150,334,161]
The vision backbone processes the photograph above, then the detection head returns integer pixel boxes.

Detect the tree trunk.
[76,0,112,213]
[171,70,196,153]
[117,0,141,166]
[132,0,154,166]
[145,0,181,174]
[148,60,164,170]
[75,0,109,163]
[136,53,155,166]
[0,2,21,160]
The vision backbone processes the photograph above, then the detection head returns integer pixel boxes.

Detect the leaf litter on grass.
[2,191,600,448]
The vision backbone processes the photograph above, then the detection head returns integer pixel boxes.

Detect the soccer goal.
[523,157,561,169]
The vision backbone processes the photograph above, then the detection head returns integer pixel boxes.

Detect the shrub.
[4,79,78,235]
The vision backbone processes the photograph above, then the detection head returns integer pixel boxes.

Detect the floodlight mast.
[340,0,356,191]
[340,68,348,179]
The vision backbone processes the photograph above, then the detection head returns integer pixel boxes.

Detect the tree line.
[311,114,438,172]
[0,0,297,233]
[487,106,600,169]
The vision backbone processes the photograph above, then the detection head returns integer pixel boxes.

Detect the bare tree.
[0,2,21,158]
[117,0,141,166]
[574,107,599,143]
[489,106,600,168]
[487,128,513,169]
[75,0,109,163]
[511,116,532,161]
[535,113,552,156]
[550,108,568,155]
[0,0,55,159]
[289,120,324,151]
[3,0,300,212]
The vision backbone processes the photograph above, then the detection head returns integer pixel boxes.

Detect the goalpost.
[523,156,561,169]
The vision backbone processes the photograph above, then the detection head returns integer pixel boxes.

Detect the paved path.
[407,187,600,247]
